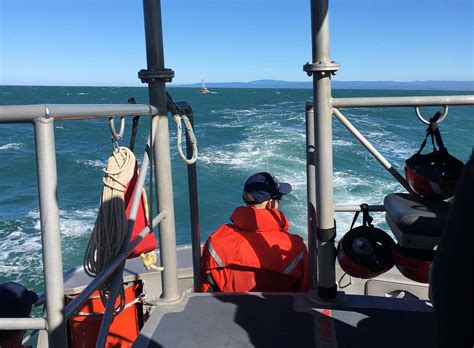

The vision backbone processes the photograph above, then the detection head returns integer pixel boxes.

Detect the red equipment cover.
[124,162,158,258]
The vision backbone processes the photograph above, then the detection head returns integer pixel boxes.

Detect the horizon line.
[2,79,474,89]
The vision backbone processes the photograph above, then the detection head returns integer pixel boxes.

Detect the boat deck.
[134,292,435,347]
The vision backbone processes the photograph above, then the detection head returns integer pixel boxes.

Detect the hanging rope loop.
[166,91,198,165]
[174,113,198,164]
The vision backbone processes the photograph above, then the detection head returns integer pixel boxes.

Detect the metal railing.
[0,104,168,347]
[0,1,197,346]
[306,0,474,302]
[306,96,474,300]
[0,96,203,347]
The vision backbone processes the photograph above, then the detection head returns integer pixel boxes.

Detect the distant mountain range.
[173,80,474,90]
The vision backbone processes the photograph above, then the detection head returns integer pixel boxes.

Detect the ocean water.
[0,85,473,293]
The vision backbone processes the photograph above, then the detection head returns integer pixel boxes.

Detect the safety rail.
[305,95,474,298]
[306,95,474,299]
[0,103,174,347]
[1,1,183,346]
[332,95,474,108]
[0,104,158,123]
[0,318,48,330]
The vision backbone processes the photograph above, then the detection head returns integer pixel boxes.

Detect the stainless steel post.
[307,0,337,300]
[177,103,202,292]
[305,102,317,290]
[141,0,180,301]
[34,117,67,347]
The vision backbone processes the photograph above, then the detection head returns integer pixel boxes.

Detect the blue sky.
[1,0,472,86]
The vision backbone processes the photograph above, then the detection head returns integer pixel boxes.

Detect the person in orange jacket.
[201,172,308,292]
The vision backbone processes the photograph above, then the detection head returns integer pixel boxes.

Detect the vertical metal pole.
[34,117,67,347]
[142,0,180,301]
[309,0,337,300]
[183,107,202,292]
[306,102,317,290]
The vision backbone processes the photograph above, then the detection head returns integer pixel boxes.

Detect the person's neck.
[247,200,278,210]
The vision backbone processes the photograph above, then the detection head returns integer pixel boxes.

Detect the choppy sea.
[1,85,473,293]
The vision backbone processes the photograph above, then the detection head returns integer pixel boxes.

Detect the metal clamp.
[138,68,175,83]
[415,105,449,125]
[303,61,340,76]
[316,226,336,242]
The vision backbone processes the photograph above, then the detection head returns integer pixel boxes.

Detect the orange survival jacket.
[201,206,308,292]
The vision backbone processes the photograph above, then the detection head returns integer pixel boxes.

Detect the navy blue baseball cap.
[243,172,292,204]
[0,282,38,318]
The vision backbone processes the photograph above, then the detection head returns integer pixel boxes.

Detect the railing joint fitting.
[138,68,175,83]
[303,61,340,76]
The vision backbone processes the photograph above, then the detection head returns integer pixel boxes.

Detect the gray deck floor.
[133,293,435,347]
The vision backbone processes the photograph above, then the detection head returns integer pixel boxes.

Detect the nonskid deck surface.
[134,293,435,347]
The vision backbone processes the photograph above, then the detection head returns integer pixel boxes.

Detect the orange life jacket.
[201,206,308,292]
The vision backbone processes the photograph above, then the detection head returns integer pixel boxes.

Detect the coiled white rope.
[84,147,136,312]
[174,113,198,164]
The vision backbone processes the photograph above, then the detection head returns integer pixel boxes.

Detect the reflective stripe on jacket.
[201,206,309,292]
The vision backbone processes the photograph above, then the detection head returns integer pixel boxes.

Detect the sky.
[0,0,473,86]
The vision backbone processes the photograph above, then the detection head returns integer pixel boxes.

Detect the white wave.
[199,146,264,167]
[76,159,106,168]
[0,227,42,262]
[210,123,245,129]
[367,131,387,138]
[333,139,354,146]
[0,208,96,281]
[77,92,89,96]
[29,208,97,238]
[0,143,23,150]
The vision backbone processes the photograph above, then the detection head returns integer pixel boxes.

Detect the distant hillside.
[173,80,474,91]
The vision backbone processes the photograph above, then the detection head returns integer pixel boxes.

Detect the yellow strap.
[140,250,164,271]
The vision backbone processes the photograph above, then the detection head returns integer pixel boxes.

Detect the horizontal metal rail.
[0,104,158,123]
[65,211,166,320]
[334,204,385,212]
[332,95,474,108]
[0,318,47,330]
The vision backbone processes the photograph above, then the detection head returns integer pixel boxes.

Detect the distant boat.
[200,79,210,94]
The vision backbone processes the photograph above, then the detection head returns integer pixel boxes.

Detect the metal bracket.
[316,226,336,242]
[303,61,340,77]
[138,68,175,83]
[415,105,449,125]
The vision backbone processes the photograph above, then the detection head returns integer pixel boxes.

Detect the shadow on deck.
[133,293,435,347]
